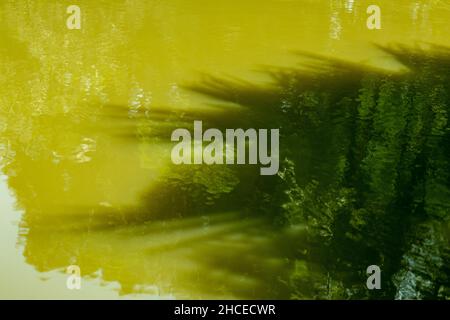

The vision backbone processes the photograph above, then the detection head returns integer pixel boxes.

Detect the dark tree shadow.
[181,45,450,299]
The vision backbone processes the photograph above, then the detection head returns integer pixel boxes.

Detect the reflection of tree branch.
[187,45,450,299]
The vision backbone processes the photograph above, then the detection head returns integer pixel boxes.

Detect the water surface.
[0,0,449,299]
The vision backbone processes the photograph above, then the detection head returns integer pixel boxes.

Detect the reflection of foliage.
[141,164,240,218]
[192,165,240,203]
[192,46,450,299]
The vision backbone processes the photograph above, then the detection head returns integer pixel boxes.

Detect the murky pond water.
[1,0,449,299]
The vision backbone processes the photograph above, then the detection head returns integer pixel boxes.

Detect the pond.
[0,0,449,299]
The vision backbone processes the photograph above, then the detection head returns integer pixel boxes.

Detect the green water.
[0,0,449,299]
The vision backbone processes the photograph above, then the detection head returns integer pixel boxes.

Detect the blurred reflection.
[0,0,449,299]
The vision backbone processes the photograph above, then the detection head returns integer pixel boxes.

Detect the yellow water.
[0,0,449,299]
